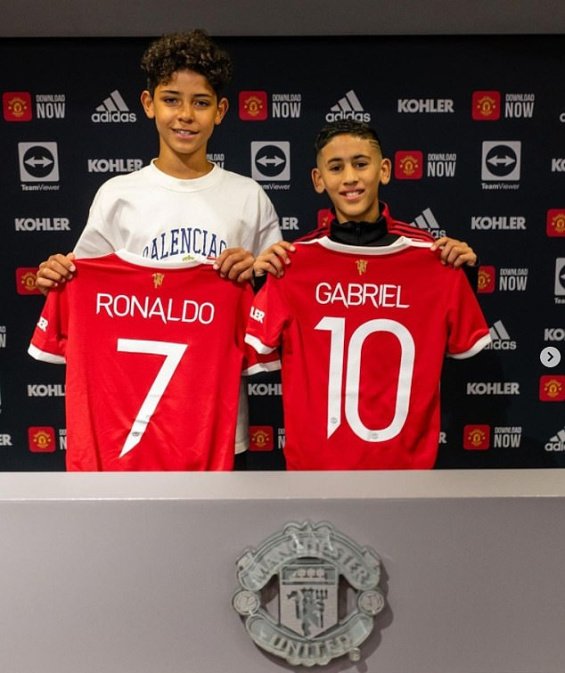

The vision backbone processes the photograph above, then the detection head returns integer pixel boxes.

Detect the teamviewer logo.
[481,141,521,181]
[251,141,290,181]
[556,258,565,296]
[18,142,59,182]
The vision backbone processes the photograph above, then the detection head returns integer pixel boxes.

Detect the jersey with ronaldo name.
[245,237,491,470]
[29,251,277,471]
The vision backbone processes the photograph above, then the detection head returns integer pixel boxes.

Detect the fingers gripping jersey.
[245,237,491,470]
[29,251,278,471]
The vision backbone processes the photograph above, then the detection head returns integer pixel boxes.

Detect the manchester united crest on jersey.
[232,521,385,666]
[356,259,368,275]
[152,272,165,288]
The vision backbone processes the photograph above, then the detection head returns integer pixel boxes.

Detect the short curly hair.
[141,30,233,96]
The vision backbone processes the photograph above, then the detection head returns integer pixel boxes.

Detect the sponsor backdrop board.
[1,35,564,471]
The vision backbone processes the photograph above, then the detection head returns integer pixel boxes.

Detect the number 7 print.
[116,338,187,457]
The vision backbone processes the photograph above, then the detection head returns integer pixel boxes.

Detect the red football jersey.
[29,251,278,471]
[246,237,491,470]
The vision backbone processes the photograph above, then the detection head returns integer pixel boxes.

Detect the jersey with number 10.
[245,237,491,470]
[28,251,276,471]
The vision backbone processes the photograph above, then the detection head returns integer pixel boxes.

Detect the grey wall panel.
[2,0,565,37]
[0,470,564,673]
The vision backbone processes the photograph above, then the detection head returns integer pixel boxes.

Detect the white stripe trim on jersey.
[447,333,492,359]
[27,343,66,365]
[245,333,276,355]
[244,359,281,376]
[302,235,432,256]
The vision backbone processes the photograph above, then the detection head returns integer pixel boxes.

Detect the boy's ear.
[140,90,155,119]
[380,157,392,185]
[215,97,229,125]
[311,167,326,194]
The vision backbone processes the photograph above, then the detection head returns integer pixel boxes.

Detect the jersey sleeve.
[445,270,491,359]
[236,278,281,373]
[242,343,281,375]
[27,287,69,364]
[245,275,289,355]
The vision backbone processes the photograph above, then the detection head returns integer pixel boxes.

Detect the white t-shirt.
[75,161,281,260]
[74,161,282,452]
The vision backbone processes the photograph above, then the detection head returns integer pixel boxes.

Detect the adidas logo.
[545,427,565,452]
[325,90,371,123]
[486,320,517,350]
[91,90,137,123]
[411,208,446,238]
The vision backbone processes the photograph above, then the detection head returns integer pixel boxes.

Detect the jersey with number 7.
[28,251,278,470]
[245,237,491,470]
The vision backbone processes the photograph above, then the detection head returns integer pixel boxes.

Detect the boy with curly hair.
[37,30,280,283]
[34,30,282,460]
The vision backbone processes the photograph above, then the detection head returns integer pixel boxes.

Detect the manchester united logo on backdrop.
[232,521,385,666]
[3,91,32,121]
[472,91,501,121]
[239,91,268,121]
[394,151,423,180]
[547,210,565,237]
[464,424,490,450]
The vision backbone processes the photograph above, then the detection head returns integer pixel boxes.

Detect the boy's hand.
[35,253,76,296]
[253,241,296,278]
[431,237,477,268]
[213,247,254,282]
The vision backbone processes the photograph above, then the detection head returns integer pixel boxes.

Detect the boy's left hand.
[253,241,296,278]
[213,247,254,282]
[431,237,477,268]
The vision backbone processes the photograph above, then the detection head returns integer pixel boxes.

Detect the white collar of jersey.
[115,249,213,269]
[313,235,432,256]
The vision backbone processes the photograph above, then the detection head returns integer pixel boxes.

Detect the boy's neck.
[330,208,399,247]
[154,151,214,180]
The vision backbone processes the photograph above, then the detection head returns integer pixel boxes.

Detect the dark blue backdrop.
[1,35,564,470]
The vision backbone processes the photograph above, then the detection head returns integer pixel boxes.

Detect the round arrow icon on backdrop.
[540,346,562,368]
[254,144,288,178]
[485,144,518,177]
[18,141,59,182]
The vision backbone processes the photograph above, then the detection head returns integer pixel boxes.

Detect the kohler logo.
[398,98,454,113]
[27,384,66,397]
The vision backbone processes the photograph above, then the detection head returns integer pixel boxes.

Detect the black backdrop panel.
[1,35,564,471]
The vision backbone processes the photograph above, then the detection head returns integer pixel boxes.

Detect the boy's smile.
[311,134,391,223]
[141,69,228,178]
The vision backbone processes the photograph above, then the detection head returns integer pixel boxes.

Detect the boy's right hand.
[253,241,296,278]
[35,253,76,295]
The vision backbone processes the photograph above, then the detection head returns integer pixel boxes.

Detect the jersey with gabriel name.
[245,237,491,470]
[28,251,278,471]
